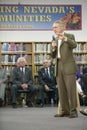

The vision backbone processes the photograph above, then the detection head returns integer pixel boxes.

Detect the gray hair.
[17,57,27,64]
[54,20,64,28]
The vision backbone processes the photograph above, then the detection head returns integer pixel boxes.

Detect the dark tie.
[21,67,25,83]
[45,68,49,77]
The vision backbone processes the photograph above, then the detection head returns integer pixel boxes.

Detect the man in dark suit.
[51,20,78,118]
[11,57,38,108]
[38,59,57,107]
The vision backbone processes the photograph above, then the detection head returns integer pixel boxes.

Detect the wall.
[0,0,87,42]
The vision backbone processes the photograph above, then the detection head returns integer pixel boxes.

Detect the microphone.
[52,35,56,41]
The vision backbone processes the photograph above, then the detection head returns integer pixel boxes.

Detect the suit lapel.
[25,67,27,75]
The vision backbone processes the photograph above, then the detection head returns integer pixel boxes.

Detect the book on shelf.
[34,54,47,64]
[1,54,25,64]
[1,42,26,52]
[25,43,32,52]
[2,43,10,52]
[74,54,87,64]
[15,43,25,52]
[73,42,87,52]
[24,55,32,65]
[34,43,50,53]
[9,42,15,51]
[15,54,22,62]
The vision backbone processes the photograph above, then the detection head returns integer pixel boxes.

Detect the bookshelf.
[33,41,87,76]
[0,41,51,78]
[73,42,87,73]
[0,42,34,76]
[33,41,87,75]
[0,41,87,79]
[33,42,51,76]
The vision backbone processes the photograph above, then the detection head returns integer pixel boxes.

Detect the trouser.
[38,85,56,104]
[0,84,6,100]
[57,60,77,115]
[11,84,38,104]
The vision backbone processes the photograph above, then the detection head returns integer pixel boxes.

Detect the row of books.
[74,54,87,63]
[1,42,51,53]
[34,54,50,64]
[73,42,87,52]
[34,43,50,53]
[2,53,52,65]
[1,42,87,53]
[2,42,26,52]
[2,54,23,64]
[2,54,32,64]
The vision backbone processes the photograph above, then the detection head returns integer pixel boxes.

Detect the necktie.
[21,67,25,83]
[45,68,49,77]
[23,67,25,74]
[20,67,25,74]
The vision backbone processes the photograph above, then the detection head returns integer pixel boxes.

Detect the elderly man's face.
[43,60,49,68]
[19,60,25,67]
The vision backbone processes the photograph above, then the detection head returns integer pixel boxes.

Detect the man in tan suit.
[51,20,78,118]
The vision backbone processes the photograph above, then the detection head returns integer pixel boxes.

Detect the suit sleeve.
[50,44,57,59]
[1,70,7,83]
[38,69,47,86]
[11,68,22,86]
[27,69,33,87]
[65,34,77,49]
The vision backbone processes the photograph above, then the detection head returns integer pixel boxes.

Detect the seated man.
[0,66,7,106]
[10,57,38,108]
[38,59,57,107]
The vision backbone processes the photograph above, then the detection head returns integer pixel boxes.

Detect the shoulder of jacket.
[41,67,45,71]
[27,68,31,71]
[64,32,74,37]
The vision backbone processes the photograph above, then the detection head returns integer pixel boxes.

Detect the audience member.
[0,66,7,106]
[80,66,87,106]
[76,72,86,100]
[38,59,57,107]
[82,66,87,96]
[10,57,38,108]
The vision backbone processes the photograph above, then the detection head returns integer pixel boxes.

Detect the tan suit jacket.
[51,33,77,75]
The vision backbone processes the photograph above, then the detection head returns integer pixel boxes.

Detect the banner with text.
[0,4,82,31]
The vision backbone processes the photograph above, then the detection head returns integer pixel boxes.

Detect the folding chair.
[17,89,34,107]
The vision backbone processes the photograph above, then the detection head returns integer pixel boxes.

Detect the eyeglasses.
[43,62,48,63]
